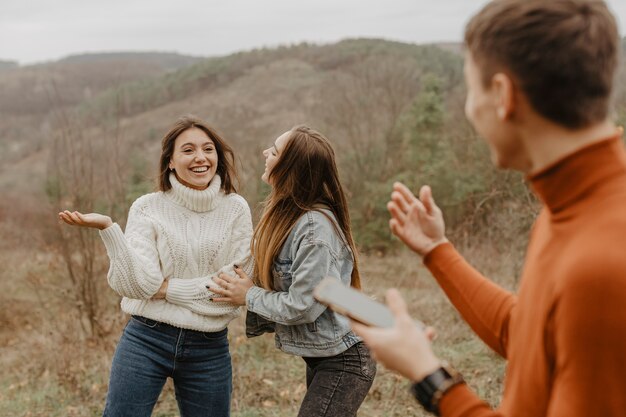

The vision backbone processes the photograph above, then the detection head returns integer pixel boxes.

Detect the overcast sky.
[2,0,625,65]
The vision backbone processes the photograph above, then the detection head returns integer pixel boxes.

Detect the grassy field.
[0,243,514,417]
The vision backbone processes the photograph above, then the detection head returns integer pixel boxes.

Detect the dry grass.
[1,242,517,417]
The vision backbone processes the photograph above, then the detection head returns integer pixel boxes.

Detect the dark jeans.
[103,316,232,417]
[299,342,376,417]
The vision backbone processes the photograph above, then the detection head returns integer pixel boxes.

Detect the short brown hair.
[158,115,239,193]
[465,0,620,128]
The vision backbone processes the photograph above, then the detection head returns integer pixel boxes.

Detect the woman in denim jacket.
[213,125,376,417]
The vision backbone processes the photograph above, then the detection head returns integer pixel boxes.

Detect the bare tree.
[317,56,422,188]
[43,81,130,339]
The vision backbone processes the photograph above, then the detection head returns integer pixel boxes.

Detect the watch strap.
[410,365,465,416]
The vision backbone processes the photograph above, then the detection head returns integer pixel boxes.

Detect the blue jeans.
[299,342,376,417]
[103,316,232,417]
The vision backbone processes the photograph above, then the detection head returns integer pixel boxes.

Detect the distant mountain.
[0,51,205,183]
[0,52,203,117]
[0,38,465,196]
[58,52,202,73]
[0,60,18,71]
[433,42,463,56]
[78,38,464,125]
[2,37,623,199]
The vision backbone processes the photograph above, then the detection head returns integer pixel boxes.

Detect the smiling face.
[168,127,218,190]
[261,130,291,185]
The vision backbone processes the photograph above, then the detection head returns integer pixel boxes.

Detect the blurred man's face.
[464,52,522,170]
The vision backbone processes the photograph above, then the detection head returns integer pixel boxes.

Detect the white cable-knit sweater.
[99,173,253,332]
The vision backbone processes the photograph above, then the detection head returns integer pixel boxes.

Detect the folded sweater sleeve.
[99,201,164,299]
[438,384,502,417]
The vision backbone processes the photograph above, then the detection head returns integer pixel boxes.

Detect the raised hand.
[387,182,448,256]
[58,210,113,230]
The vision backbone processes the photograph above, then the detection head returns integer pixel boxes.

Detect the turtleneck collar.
[528,131,626,217]
[167,172,222,212]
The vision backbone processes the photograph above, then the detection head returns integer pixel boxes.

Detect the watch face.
[429,367,452,387]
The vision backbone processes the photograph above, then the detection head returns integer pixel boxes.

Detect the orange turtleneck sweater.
[423,134,626,417]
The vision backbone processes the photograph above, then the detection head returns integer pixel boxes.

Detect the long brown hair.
[253,126,361,290]
[158,115,239,193]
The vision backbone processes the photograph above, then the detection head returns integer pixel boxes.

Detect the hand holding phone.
[314,277,426,329]
[313,277,393,327]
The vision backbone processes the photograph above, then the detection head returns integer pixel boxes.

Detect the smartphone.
[313,276,395,328]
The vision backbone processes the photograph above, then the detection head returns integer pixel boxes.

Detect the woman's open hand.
[58,210,113,230]
[210,266,254,306]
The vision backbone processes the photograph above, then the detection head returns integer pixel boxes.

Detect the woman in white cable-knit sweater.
[59,115,252,417]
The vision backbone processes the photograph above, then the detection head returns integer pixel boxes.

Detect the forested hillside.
[0,52,201,164]
[2,38,625,262]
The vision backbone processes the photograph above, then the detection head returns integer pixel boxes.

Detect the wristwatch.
[409,363,465,416]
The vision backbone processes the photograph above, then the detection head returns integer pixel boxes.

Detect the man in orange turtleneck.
[352,1,626,416]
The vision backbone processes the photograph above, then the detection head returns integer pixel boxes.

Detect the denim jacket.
[245,209,360,357]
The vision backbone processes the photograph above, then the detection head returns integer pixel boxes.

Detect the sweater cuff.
[423,242,458,271]
[439,382,492,416]
[166,279,209,305]
[99,223,126,257]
